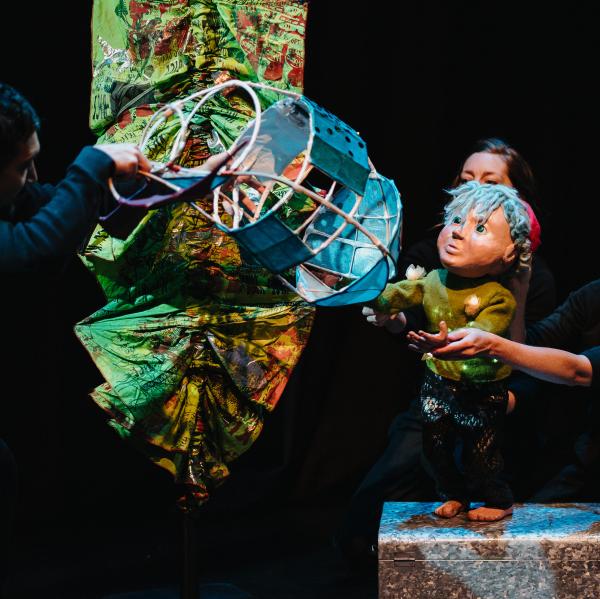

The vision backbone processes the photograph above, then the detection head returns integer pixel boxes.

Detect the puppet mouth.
[444,243,461,255]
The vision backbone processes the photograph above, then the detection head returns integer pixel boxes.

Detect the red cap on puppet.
[521,200,541,252]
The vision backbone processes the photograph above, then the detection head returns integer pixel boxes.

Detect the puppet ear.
[502,243,517,266]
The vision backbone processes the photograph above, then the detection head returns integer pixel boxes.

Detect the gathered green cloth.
[374,269,516,382]
[77,0,312,504]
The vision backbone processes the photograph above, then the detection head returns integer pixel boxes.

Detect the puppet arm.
[467,287,517,335]
[371,278,425,314]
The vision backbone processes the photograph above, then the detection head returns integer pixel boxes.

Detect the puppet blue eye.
[475,223,487,233]
[451,216,462,225]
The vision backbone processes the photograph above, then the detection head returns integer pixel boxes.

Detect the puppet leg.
[462,383,513,521]
[420,372,469,516]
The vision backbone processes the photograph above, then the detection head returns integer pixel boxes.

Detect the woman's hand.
[410,325,497,360]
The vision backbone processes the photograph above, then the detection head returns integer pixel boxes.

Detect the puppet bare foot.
[467,506,513,522]
[434,500,469,518]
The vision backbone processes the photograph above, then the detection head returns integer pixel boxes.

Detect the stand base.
[103,583,253,599]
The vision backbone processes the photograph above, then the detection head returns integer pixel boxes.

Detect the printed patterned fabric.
[78,0,313,505]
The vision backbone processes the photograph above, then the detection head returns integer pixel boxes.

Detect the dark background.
[1,1,599,595]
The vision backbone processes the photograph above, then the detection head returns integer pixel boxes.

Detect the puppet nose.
[452,228,464,240]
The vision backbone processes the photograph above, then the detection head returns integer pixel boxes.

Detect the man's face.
[0,131,40,208]
[437,206,516,278]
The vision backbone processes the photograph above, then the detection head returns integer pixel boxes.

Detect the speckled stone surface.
[379,502,600,598]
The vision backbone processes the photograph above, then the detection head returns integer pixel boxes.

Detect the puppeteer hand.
[96,143,152,177]
[406,320,449,354]
[413,325,496,360]
[362,307,407,334]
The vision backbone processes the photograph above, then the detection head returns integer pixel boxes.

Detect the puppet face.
[437,206,516,278]
[459,152,512,186]
[0,132,39,207]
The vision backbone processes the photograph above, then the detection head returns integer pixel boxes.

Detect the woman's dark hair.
[452,137,540,212]
[0,83,40,168]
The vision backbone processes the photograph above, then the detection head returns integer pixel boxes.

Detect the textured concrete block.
[379,502,600,598]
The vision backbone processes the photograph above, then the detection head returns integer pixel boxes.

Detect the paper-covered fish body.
[297,174,402,306]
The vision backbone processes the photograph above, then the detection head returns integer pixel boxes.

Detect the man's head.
[437,181,531,278]
[0,83,41,207]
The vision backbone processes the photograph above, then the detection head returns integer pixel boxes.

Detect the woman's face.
[459,152,513,186]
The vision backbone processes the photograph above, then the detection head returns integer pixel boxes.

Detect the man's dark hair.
[0,83,40,168]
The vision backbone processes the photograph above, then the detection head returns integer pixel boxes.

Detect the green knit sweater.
[374,269,516,382]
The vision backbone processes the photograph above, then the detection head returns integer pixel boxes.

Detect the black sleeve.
[506,370,542,404]
[582,346,600,390]
[0,147,114,273]
[524,254,557,324]
[526,279,600,351]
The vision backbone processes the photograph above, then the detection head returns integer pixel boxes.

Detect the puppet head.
[437,181,530,278]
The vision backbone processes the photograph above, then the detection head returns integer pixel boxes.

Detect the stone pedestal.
[379,502,600,599]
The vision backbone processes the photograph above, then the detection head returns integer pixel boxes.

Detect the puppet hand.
[362,307,407,333]
[423,327,496,360]
[406,321,449,354]
[96,143,152,177]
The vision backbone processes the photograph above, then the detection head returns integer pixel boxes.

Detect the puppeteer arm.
[0,144,150,272]
[428,330,593,387]
[0,148,112,272]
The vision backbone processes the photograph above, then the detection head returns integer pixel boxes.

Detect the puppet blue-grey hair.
[443,181,531,251]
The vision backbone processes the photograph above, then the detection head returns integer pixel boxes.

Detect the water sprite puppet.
[370,181,531,522]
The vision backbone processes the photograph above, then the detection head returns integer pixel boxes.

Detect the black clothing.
[0,146,113,272]
[0,440,16,583]
[527,279,600,350]
[0,146,114,587]
[522,279,600,502]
